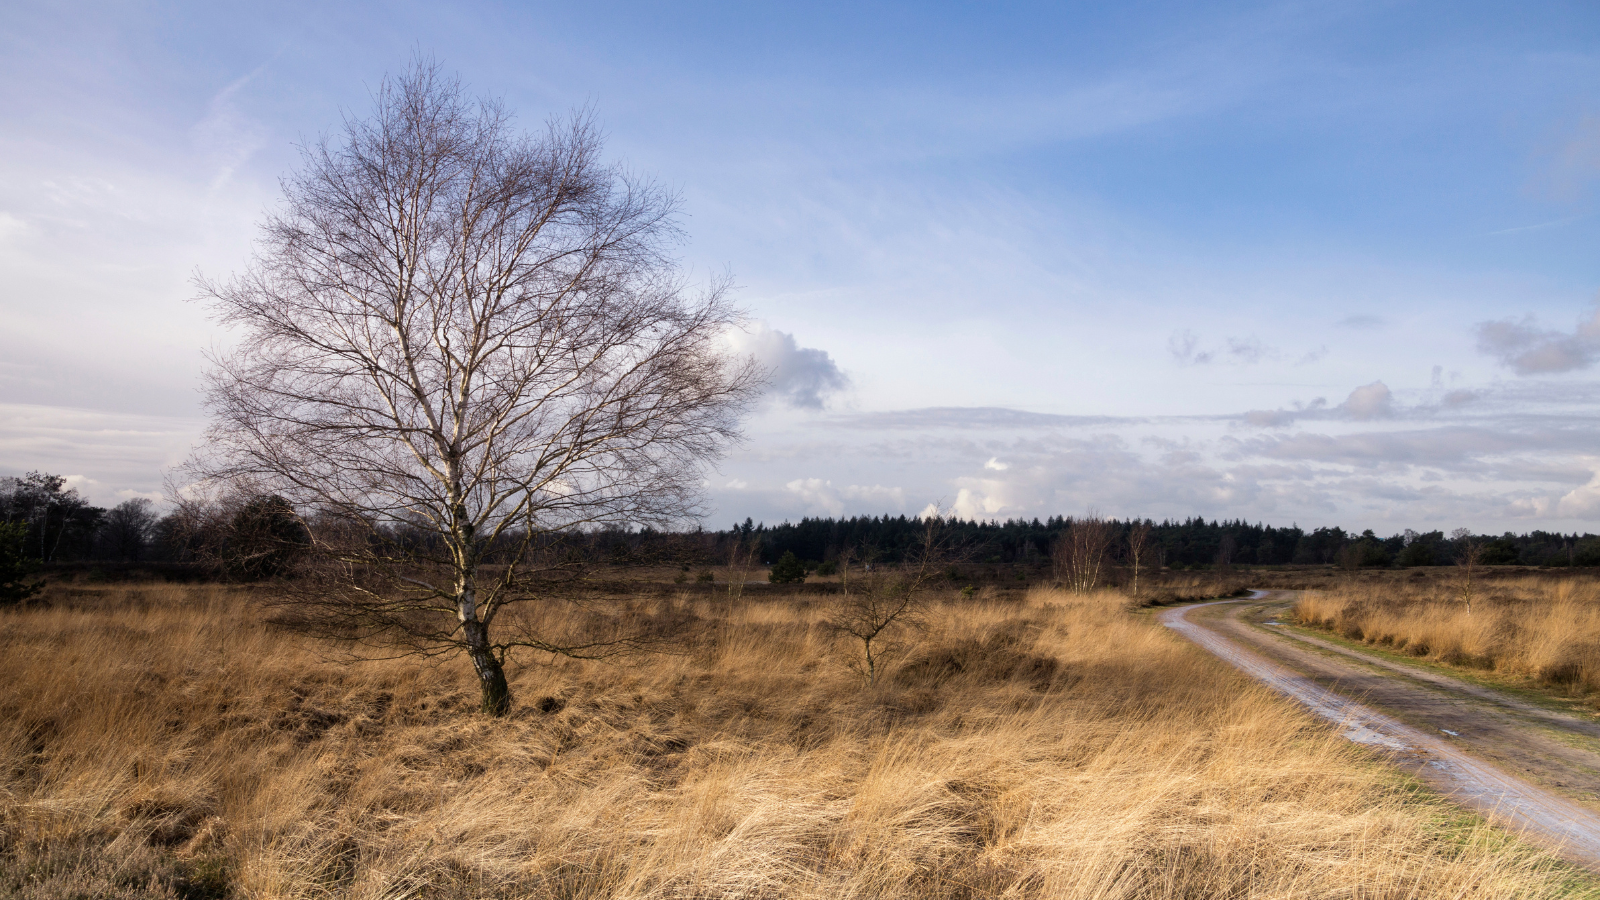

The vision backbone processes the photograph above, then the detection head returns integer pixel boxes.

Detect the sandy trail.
[1161,592,1600,871]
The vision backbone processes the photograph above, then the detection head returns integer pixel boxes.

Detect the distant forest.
[710,515,1600,570]
[6,469,1600,574]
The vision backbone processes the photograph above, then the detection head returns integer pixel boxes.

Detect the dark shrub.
[0,520,43,605]
[768,551,807,584]
[224,496,309,581]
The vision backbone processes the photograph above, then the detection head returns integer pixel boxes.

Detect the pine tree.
[768,550,807,584]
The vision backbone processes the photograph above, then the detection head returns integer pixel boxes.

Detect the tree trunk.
[463,618,511,716]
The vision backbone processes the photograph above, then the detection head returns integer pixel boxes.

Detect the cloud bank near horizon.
[705,372,1600,533]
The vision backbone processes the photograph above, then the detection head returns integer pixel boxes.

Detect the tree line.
[0,472,310,576]
[703,515,1600,570]
[11,470,1600,576]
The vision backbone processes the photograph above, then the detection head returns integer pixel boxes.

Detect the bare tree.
[1453,528,1483,614]
[1337,541,1362,575]
[1125,520,1152,597]
[183,60,762,715]
[101,498,158,563]
[829,512,953,686]
[1054,511,1113,593]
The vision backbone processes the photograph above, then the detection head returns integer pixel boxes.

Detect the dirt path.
[1161,592,1600,871]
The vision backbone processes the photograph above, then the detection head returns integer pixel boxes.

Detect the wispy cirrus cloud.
[1168,329,1325,367]
[1336,314,1385,329]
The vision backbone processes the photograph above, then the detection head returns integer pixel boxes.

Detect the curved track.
[1161,592,1600,871]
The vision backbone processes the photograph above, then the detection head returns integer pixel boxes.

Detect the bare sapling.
[829,511,954,686]
[726,535,760,601]
[183,59,761,715]
[1125,520,1152,597]
[1454,528,1483,614]
[1054,511,1113,593]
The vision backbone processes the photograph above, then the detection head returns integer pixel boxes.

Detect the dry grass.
[0,581,1588,898]
[1296,573,1600,699]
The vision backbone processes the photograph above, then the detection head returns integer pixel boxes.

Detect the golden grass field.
[1,577,1592,898]
[1294,572,1600,700]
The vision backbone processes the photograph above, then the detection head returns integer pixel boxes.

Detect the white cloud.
[984,457,1008,470]
[726,321,851,410]
[950,486,1008,520]
[1476,307,1600,375]
[1342,381,1393,420]
[62,474,102,495]
[1556,467,1600,519]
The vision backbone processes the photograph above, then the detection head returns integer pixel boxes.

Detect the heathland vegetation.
[2,577,1589,899]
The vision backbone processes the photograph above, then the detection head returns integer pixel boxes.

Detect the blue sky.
[6,0,1600,531]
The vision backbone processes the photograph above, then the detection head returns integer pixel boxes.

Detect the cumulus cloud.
[983,457,1008,470]
[1342,381,1393,420]
[950,486,1008,520]
[1555,467,1600,519]
[1475,307,1600,375]
[726,321,850,410]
